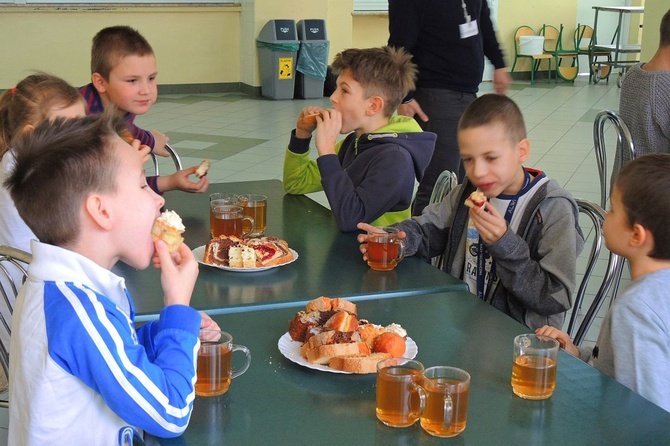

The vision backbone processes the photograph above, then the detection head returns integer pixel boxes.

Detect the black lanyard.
[475,172,531,300]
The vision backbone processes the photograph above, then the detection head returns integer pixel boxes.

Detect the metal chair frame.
[0,245,32,408]
[150,142,183,176]
[574,24,612,84]
[567,200,624,347]
[428,170,458,270]
[592,110,636,209]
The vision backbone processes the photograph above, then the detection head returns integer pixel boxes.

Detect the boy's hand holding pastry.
[315,109,342,157]
[151,210,198,306]
[468,201,507,244]
[296,107,324,138]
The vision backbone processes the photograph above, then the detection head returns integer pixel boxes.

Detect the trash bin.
[295,19,330,99]
[256,19,299,100]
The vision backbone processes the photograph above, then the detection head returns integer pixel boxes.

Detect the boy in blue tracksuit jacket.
[5,114,218,444]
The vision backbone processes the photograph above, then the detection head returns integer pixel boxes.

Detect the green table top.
[148,291,670,445]
[117,181,466,319]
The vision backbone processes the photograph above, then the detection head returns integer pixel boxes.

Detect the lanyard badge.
[459,0,479,39]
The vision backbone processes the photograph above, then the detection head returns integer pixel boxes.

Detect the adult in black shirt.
[389,0,511,215]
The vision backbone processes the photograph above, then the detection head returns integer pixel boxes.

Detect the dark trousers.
[411,88,476,216]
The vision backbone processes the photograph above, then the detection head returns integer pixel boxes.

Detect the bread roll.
[324,311,358,332]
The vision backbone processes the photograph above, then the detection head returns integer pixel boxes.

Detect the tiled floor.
[0,75,630,442]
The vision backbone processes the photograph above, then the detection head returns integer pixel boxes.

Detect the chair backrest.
[540,25,561,52]
[574,24,594,51]
[566,200,624,347]
[0,245,31,403]
[150,142,183,176]
[429,171,458,270]
[592,110,636,208]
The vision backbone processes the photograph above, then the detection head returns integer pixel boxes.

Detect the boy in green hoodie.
[283,46,436,232]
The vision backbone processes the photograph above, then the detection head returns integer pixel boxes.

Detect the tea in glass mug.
[366,226,406,271]
[210,205,255,239]
[511,334,558,400]
[196,330,251,397]
[376,358,426,427]
[420,366,470,437]
[238,194,267,237]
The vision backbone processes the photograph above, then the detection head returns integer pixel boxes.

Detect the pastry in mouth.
[465,190,487,209]
[151,210,185,253]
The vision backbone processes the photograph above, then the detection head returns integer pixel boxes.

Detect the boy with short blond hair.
[538,153,670,413]
[283,46,436,232]
[80,25,208,195]
[5,114,204,443]
[359,94,584,330]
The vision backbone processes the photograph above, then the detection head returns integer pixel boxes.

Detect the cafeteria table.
[118,181,467,319]
[147,291,670,445]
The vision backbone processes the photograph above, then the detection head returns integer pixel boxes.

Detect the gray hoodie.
[396,173,585,330]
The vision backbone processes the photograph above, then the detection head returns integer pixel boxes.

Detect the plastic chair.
[574,24,612,84]
[0,245,32,408]
[150,142,183,176]
[592,110,636,209]
[428,170,457,270]
[566,200,624,347]
[540,24,579,82]
[511,26,555,85]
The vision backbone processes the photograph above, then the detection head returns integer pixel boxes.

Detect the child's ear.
[91,73,107,94]
[367,96,384,116]
[85,194,113,230]
[517,138,530,163]
[630,223,650,250]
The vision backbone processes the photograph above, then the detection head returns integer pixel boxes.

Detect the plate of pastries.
[193,235,298,272]
[279,296,417,374]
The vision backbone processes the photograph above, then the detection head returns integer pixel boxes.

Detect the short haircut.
[661,8,670,47]
[331,46,417,117]
[4,114,127,247]
[91,26,154,79]
[458,94,527,145]
[615,153,670,260]
[0,73,84,157]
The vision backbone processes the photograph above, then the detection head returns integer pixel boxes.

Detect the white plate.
[277,332,418,374]
[193,245,298,273]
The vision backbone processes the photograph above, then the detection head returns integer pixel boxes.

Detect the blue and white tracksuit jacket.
[8,241,201,445]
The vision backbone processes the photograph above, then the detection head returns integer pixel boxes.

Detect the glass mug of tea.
[238,194,267,237]
[376,358,426,427]
[196,330,251,397]
[210,205,255,239]
[366,226,406,271]
[420,366,470,437]
[511,334,559,400]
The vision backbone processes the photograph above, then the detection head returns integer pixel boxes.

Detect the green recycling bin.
[256,20,299,100]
